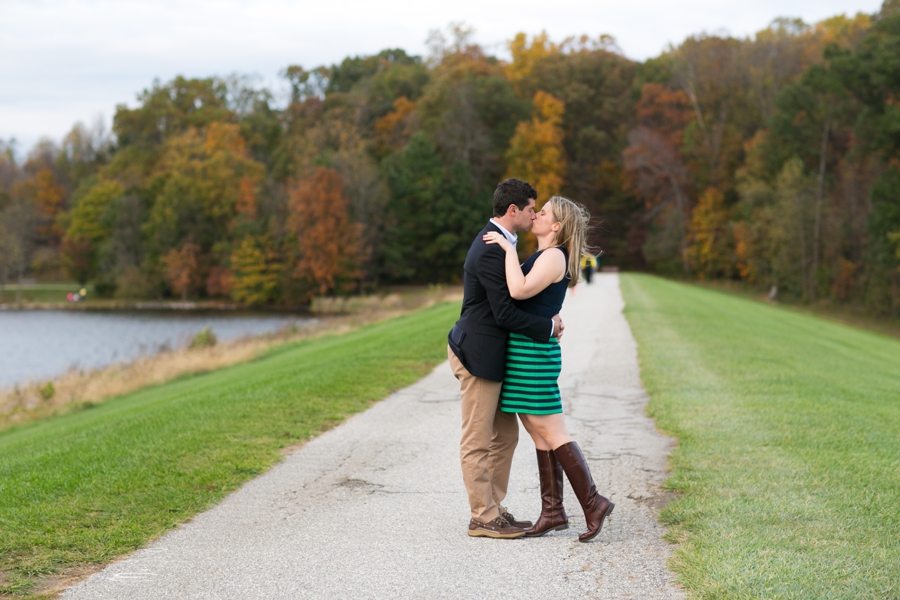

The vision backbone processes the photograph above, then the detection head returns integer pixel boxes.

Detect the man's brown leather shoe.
[501,511,533,529]
[468,516,526,538]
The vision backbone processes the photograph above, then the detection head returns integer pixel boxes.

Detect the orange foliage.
[163,243,201,300]
[622,127,690,211]
[20,167,66,245]
[831,258,858,300]
[732,221,756,281]
[505,90,566,202]
[636,83,693,150]
[288,167,360,295]
[205,265,234,297]
[374,97,417,153]
[236,175,258,220]
[203,121,247,155]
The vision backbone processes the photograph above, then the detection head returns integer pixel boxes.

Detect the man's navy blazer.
[448,222,551,382]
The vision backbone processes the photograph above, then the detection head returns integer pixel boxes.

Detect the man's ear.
[505,204,518,217]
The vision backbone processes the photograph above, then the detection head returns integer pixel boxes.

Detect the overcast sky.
[1,0,885,158]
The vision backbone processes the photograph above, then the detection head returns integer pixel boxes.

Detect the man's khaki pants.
[448,346,518,523]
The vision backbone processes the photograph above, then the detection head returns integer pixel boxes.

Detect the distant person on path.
[447,178,564,539]
[580,253,598,284]
[483,196,615,542]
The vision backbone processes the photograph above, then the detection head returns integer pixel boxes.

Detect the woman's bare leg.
[519,413,573,450]
[518,414,553,450]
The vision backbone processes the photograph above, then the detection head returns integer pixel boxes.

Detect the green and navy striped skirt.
[499,332,562,415]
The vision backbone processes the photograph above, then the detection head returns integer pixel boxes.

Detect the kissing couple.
[447,177,614,540]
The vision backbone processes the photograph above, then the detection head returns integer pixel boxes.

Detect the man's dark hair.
[493,178,537,217]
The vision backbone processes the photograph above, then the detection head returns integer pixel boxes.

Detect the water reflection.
[0,310,313,388]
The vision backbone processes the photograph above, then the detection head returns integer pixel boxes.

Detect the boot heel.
[554,441,614,543]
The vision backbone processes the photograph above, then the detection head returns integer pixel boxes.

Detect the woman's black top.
[514,248,569,320]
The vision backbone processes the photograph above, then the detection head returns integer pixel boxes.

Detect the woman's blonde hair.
[547,196,591,288]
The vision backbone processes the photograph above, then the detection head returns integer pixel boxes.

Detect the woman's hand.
[483,232,515,253]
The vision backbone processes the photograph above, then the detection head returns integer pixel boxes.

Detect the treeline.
[1,3,899,313]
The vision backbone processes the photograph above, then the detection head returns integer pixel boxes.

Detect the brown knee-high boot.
[554,441,614,542]
[525,449,568,537]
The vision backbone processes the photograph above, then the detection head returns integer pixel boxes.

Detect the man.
[447,178,564,539]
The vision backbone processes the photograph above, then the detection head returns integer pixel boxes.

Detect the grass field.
[0,302,459,598]
[0,283,94,305]
[620,274,900,599]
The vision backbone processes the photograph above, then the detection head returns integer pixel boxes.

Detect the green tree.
[769,158,818,298]
[379,133,481,282]
[62,180,124,279]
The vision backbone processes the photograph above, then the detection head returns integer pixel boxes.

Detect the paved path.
[63,274,684,599]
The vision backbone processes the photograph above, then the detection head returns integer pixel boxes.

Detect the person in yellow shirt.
[580,253,598,284]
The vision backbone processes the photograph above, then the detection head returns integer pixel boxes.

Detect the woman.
[483,196,614,542]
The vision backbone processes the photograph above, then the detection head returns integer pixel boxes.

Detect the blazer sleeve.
[477,245,552,342]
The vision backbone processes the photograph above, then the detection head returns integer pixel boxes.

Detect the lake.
[0,310,314,388]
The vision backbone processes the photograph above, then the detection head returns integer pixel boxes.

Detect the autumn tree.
[288,167,360,296]
[518,37,638,262]
[505,91,566,201]
[623,127,692,274]
[504,32,558,93]
[144,122,264,294]
[229,235,279,305]
[15,167,66,246]
[163,243,201,300]
[373,97,417,156]
[687,187,733,279]
[235,175,258,220]
[113,76,234,150]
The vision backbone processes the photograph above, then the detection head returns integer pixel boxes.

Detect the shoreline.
[0,300,311,312]
[0,285,463,433]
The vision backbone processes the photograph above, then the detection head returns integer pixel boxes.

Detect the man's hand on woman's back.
[552,314,564,340]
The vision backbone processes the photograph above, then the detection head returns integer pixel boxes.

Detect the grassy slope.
[0,302,459,597]
[620,274,900,599]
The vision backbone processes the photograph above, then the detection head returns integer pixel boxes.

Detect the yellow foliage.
[505,32,558,91]
[203,120,248,155]
[155,122,263,225]
[687,187,733,279]
[230,235,280,306]
[888,230,900,265]
[505,91,566,203]
[814,13,872,53]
